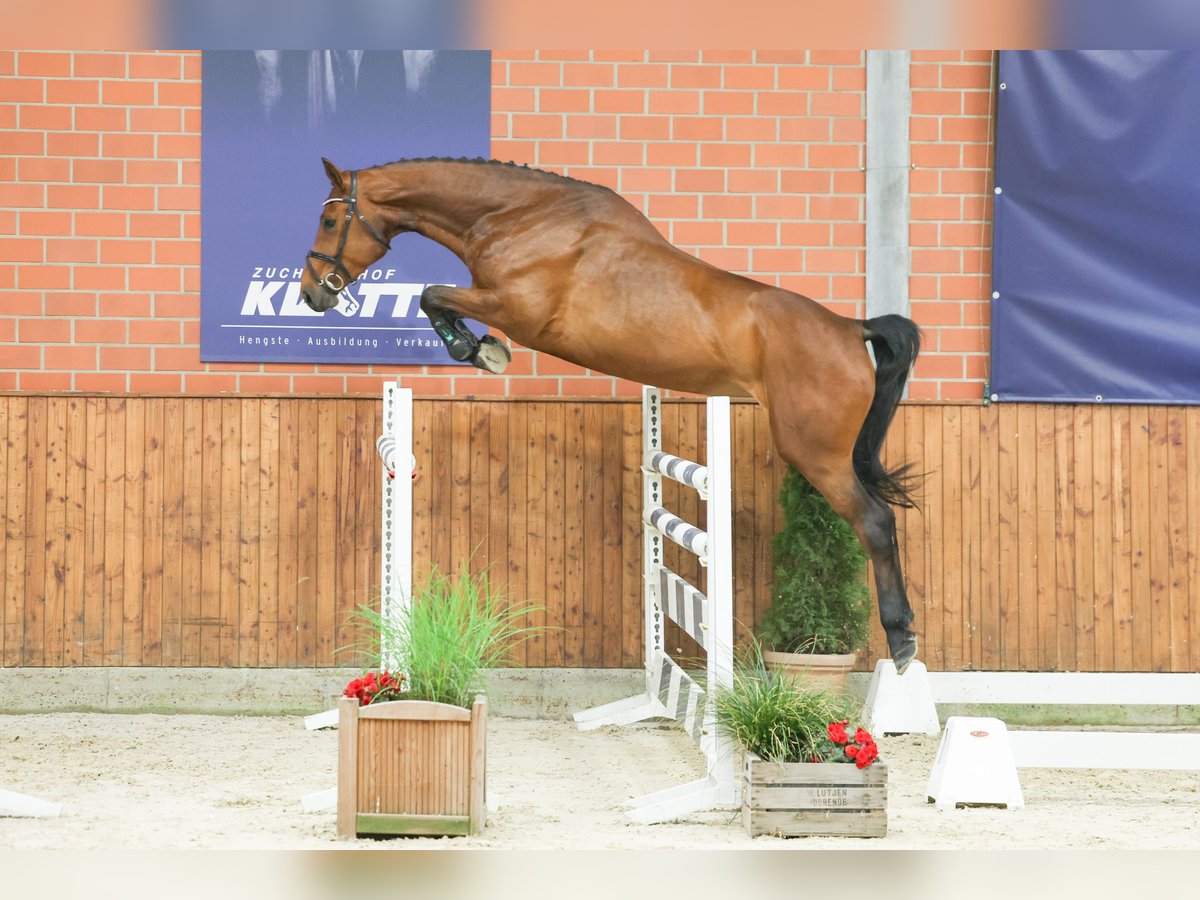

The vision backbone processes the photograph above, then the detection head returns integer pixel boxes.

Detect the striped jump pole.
[574,386,737,823]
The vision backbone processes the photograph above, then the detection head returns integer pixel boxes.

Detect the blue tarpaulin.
[990,51,1200,404]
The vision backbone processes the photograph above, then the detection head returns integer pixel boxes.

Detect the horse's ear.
[322,158,346,191]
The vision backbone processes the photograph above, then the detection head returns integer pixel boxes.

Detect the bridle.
[305,170,391,294]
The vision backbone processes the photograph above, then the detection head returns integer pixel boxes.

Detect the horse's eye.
[323,218,336,229]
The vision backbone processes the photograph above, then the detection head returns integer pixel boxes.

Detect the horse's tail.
[855,314,922,509]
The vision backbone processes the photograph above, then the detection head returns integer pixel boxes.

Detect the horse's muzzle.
[302,288,338,312]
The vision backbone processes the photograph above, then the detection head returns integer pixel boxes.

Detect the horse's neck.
[372,163,525,259]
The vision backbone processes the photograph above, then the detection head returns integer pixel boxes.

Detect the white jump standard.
[301,383,413,813]
[574,386,737,823]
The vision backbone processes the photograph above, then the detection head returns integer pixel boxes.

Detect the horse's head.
[301,159,393,312]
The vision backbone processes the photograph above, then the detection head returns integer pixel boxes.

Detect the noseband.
[306,170,391,294]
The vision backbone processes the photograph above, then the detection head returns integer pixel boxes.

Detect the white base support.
[0,788,63,818]
[304,708,339,731]
[301,786,337,813]
[926,716,1024,810]
[1008,730,1200,770]
[862,659,941,736]
[573,693,669,731]
[626,776,722,824]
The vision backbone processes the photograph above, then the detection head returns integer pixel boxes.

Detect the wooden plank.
[218,399,240,666]
[922,406,945,670]
[581,400,608,666]
[427,396,453,577]
[1091,405,1114,671]
[468,696,487,833]
[449,402,472,566]
[257,397,280,668]
[486,403,510,661]
[359,700,472,721]
[180,399,204,666]
[1165,408,1189,671]
[1033,405,1058,670]
[62,398,86,666]
[977,404,1000,669]
[523,402,547,667]
[141,397,164,666]
[601,403,624,667]
[275,400,299,667]
[941,405,963,671]
[238,400,261,667]
[295,400,320,666]
[330,399,355,665]
[503,402,528,666]
[1072,406,1095,671]
[1,399,24,667]
[42,398,67,666]
[1147,407,1171,671]
[1052,406,1076,671]
[1015,404,1037,671]
[902,405,928,666]
[160,398,185,667]
[1189,408,1200,672]
[81,398,105,667]
[468,401,491,571]
[410,399,433,606]
[556,402,578,668]
[337,697,360,838]
[1127,406,1151,671]
[355,813,471,837]
[121,398,145,666]
[103,398,126,666]
[1109,407,1134,670]
[315,401,340,665]
[958,406,981,669]
[22,397,47,665]
[994,404,1019,670]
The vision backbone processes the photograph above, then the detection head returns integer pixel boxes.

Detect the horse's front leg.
[419,284,512,374]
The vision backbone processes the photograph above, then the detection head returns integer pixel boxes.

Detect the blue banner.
[200,50,490,365]
[990,51,1200,404]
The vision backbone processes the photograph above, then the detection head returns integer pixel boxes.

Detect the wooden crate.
[742,754,887,838]
[337,695,486,838]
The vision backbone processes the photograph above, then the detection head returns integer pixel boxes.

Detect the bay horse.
[301,157,922,672]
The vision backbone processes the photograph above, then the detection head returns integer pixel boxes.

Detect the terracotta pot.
[762,650,857,693]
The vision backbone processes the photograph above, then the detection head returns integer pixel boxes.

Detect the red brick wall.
[1,49,993,400]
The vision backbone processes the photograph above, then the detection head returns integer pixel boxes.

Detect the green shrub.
[757,467,871,655]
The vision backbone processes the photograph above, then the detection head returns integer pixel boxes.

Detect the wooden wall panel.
[2,395,1199,673]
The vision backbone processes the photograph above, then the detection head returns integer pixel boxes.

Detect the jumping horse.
[301,158,922,672]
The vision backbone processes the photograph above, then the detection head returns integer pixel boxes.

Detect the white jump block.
[304,708,339,731]
[926,716,1024,810]
[0,788,63,818]
[862,659,941,736]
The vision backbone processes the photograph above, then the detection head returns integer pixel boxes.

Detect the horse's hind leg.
[419,285,512,374]
[800,464,916,672]
[767,414,918,673]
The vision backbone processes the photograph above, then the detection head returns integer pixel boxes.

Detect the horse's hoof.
[474,336,511,374]
[892,637,918,675]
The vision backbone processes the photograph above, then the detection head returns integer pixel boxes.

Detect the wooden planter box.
[337,694,486,838]
[742,754,887,838]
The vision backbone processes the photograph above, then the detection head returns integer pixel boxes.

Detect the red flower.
[827,720,850,745]
[854,727,873,745]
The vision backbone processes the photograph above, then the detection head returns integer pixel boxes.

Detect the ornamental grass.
[350,562,541,709]
[713,641,858,764]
